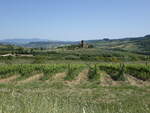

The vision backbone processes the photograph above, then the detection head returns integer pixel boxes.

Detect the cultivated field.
[0,63,150,113]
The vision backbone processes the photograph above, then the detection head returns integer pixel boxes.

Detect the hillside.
[0,44,18,55]
[86,35,150,55]
[0,35,150,55]
[16,35,150,55]
[0,35,150,59]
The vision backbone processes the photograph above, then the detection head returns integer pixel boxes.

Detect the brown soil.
[75,69,89,83]
[17,74,44,84]
[52,72,66,80]
[0,75,20,83]
[100,72,117,86]
[126,75,150,87]
[65,69,89,86]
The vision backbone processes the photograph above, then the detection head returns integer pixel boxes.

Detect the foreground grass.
[0,82,150,113]
[0,63,150,113]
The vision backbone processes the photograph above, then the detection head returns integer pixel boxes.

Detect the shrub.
[88,64,99,80]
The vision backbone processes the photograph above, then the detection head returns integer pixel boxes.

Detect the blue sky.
[0,0,150,41]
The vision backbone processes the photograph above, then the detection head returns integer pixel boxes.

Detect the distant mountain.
[0,38,49,46]
[24,41,79,48]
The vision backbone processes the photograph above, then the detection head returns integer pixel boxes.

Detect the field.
[0,38,150,113]
[0,63,150,113]
[1,0,150,112]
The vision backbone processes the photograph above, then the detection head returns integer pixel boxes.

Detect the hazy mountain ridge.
[0,38,49,45]
[24,41,80,48]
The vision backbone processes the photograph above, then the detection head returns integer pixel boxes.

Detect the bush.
[88,64,99,80]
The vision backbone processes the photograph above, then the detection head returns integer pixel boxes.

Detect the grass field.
[0,63,150,113]
[0,85,150,113]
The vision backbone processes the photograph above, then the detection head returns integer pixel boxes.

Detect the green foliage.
[64,64,85,80]
[32,56,47,64]
[99,63,150,81]
[64,55,80,60]
[126,64,150,81]
[88,64,100,80]
[40,64,66,80]
[102,63,126,81]
[0,63,149,81]
[0,64,67,79]
[114,64,126,81]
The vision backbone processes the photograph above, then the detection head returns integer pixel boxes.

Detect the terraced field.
[0,63,150,113]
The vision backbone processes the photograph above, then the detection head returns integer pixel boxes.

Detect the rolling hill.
[86,35,150,55]
[21,35,150,52]
[0,35,150,55]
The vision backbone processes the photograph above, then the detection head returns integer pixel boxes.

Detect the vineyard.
[0,63,150,113]
[0,63,149,86]
[1,0,150,112]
